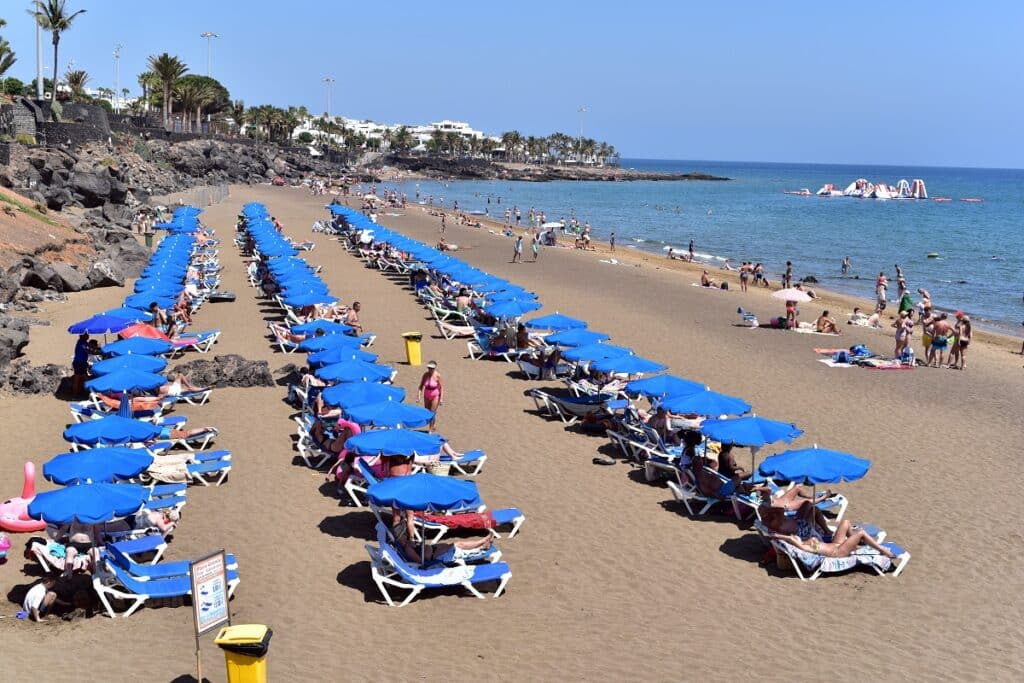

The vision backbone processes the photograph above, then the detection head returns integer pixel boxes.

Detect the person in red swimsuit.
[417,361,444,433]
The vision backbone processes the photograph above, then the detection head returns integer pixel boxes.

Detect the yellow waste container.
[401,332,423,366]
[214,624,273,683]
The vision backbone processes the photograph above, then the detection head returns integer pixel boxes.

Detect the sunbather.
[772,528,896,559]
[54,520,102,579]
[390,518,492,565]
[25,539,95,575]
[815,310,839,334]
[157,373,208,398]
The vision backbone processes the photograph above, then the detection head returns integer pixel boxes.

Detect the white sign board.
[190,550,230,637]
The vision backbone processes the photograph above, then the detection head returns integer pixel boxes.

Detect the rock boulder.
[49,262,89,292]
[171,354,275,388]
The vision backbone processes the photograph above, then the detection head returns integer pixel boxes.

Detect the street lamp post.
[323,77,335,120]
[35,5,44,99]
[113,45,123,113]
[577,106,587,164]
[200,32,219,77]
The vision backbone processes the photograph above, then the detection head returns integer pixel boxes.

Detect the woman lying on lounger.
[758,504,893,557]
[157,373,208,398]
[25,539,96,575]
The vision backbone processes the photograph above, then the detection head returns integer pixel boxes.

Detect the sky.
[3,0,1022,167]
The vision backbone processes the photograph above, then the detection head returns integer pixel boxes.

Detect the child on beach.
[512,236,523,263]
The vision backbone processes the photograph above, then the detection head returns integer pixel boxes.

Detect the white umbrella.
[771,288,812,302]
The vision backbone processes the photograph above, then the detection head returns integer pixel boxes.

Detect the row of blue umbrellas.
[32,206,210,523]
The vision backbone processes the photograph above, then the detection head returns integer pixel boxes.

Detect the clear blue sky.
[4,1,1022,167]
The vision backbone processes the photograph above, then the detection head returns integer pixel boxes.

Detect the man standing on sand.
[505,208,511,226]
[928,313,953,367]
[440,214,446,234]
[531,234,540,262]
[783,261,793,289]
[515,207,521,226]
[512,235,523,263]
[609,232,616,252]
[688,239,695,262]
[739,262,751,292]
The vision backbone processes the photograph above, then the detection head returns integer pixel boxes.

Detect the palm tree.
[137,71,160,115]
[390,126,414,152]
[30,1,86,103]
[147,53,188,130]
[64,68,88,100]
[0,19,16,80]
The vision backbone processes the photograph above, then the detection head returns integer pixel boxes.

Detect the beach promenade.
[2,184,1023,681]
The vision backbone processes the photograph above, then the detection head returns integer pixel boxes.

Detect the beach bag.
[850,344,870,357]
[720,282,729,291]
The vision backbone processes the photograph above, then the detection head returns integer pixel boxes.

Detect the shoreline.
[385,200,1023,356]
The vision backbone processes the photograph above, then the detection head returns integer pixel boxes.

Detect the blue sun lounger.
[364,541,511,607]
[102,543,238,581]
[93,555,240,618]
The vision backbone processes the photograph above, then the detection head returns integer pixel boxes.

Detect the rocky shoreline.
[371,154,730,182]
[0,133,358,392]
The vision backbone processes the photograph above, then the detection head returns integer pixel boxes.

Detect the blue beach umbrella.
[367,473,481,512]
[321,382,406,409]
[85,370,167,393]
[545,328,610,347]
[283,292,338,308]
[758,447,871,485]
[315,360,394,383]
[526,313,587,331]
[562,343,633,363]
[298,334,362,353]
[102,337,174,356]
[43,448,154,485]
[307,348,378,367]
[345,399,434,428]
[91,354,168,375]
[590,355,667,375]
[291,320,353,335]
[346,429,444,457]
[28,482,150,524]
[484,299,542,319]
[701,416,803,448]
[626,374,706,400]
[661,389,751,417]
[124,293,177,310]
[101,307,154,322]
[702,416,804,479]
[68,313,132,335]
[63,415,162,447]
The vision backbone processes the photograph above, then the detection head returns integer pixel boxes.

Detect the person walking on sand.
[609,231,616,252]
[512,235,523,263]
[783,261,794,289]
[688,239,695,262]
[531,233,540,262]
[739,261,751,292]
[875,272,888,313]
[417,361,444,432]
[440,213,446,234]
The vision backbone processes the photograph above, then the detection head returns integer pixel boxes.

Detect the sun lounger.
[441,449,487,476]
[435,318,477,339]
[168,329,221,357]
[364,542,511,607]
[293,414,335,469]
[666,468,738,517]
[528,389,621,425]
[467,333,529,362]
[93,555,240,618]
[770,537,910,581]
[102,544,238,581]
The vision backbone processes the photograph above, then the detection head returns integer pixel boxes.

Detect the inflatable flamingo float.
[0,462,47,533]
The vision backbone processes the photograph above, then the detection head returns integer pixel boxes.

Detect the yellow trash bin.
[214,624,273,683]
[401,332,423,366]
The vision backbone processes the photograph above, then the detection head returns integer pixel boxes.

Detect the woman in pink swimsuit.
[417,361,444,432]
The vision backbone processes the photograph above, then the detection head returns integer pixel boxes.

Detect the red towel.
[417,511,496,530]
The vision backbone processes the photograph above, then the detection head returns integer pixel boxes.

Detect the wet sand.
[2,184,1022,681]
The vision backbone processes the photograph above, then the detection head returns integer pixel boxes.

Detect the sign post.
[189,550,230,682]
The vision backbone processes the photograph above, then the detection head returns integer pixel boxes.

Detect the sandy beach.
[3,183,1023,681]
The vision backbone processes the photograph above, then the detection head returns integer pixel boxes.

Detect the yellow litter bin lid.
[215,624,273,655]
[401,331,422,340]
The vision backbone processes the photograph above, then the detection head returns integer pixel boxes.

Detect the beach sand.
[2,184,1022,681]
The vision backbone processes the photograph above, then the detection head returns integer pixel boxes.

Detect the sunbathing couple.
[760,503,896,559]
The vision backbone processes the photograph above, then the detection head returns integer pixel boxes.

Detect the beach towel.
[417,511,497,530]
[817,359,854,368]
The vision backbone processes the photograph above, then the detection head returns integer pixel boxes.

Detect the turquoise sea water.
[386,160,1024,333]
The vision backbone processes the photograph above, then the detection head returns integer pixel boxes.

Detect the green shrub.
[15,133,36,145]
[50,99,63,122]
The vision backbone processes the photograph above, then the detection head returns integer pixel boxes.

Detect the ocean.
[384,160,1024,333]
